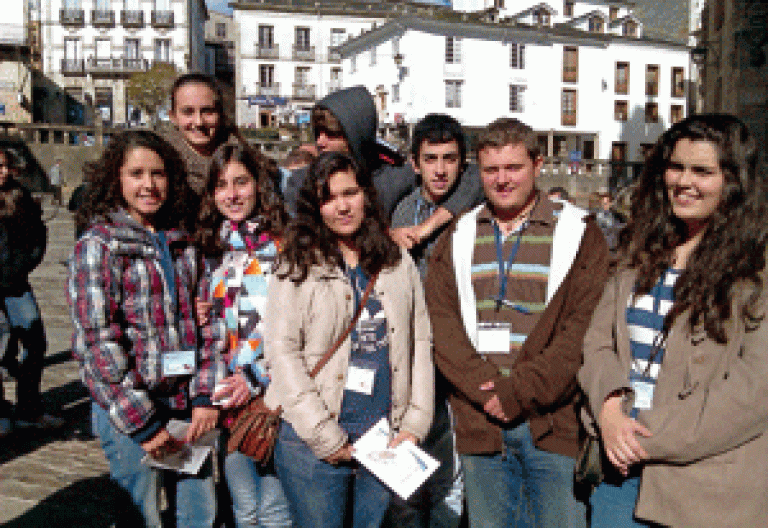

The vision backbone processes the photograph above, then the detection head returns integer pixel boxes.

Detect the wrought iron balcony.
[151,10,174,28]
[60,8,85,25]
[61,58,85,75]
[91,9,115,27]
[292,83,316,100]
[255,83,281,97]
[121,10,144,27]
[255,43,279,60]
[292,45,315,62]
[86,57,149,74]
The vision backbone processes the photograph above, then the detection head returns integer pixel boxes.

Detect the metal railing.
[60,8,85,25]
[61,58,85,74]
[255,83,281,97]
[255,44,279,60]
[86,57,149,74]
[151,10,174,27]
[292,45,315,61]
[292,83,316,100]
[121,10,144,27]
[91,9,115,26]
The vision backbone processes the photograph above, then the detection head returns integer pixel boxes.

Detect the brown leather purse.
[224,272,379,464]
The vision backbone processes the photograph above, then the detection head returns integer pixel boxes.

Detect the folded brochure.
[352,418,439,500]
[141,419,218,475]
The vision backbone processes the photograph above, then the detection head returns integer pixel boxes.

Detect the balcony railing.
[255,83,281,97]
[328,81,343,94]
[91,9,115,27]
[86,57,149,74]
[615,80,628,95]
[646,82,658,96]
[563,66,578,83]
[121,10,144,27]
[292,83,316,100]
[328,49,341,63]
[151,10,174,28]
[61,58,85,74]
[60,8,85,25]
[292,45,315,61]
[255,44,279,60]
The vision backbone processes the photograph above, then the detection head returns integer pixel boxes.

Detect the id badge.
[345,365,376,396]
[631,380,655,410]
[477,322,511,354]
[162,350,197,377]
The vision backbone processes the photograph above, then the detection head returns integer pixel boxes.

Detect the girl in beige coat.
[264,152,433,528]
[579,114,768,527]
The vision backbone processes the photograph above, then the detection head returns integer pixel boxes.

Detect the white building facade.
[339,3,689,163]
[0,0,33,125]
[34,0,207,125]
[233,2,392,129]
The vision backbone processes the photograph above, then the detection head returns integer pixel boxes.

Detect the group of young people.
[66,72,768,528]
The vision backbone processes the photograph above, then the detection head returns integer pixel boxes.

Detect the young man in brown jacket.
[425,118,609,528]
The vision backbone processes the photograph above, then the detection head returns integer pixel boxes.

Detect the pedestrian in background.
[68,130,218,527]
[0,147,60,433]
[195,143,292,528]
[48,158,63,206]
[266,152,433,528]
[580,114,768,527]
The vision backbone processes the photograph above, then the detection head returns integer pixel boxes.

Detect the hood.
[315,86,377,170]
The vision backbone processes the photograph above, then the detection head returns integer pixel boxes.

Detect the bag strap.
[308,270,379,379]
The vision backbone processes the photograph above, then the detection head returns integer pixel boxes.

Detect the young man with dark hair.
[284,87,482,241]
[384,114,471,528]
[426,117,609,528]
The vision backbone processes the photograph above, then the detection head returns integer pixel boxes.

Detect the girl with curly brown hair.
[68,130,218,527]
[265,151,434,528]
[579,114,768,527]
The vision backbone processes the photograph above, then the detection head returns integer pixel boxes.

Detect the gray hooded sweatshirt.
[284,86,482,219]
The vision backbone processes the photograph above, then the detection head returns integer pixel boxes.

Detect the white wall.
[344,28,689,162]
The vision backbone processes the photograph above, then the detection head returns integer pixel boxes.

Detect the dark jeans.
[0,288,47,418]
[383,397,461,528]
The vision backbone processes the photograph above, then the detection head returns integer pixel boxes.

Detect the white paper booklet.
[141,419,218,475]
[352,418,439,500]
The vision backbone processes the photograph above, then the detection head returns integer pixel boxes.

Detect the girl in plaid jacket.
[68,130,219,528]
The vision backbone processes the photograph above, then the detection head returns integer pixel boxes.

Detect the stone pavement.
[0,201,129,527]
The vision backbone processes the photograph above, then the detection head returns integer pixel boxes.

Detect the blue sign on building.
[248,96,288,107]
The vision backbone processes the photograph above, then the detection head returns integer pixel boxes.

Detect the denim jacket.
[68,211,215,442]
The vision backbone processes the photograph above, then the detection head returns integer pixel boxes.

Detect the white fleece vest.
[451,201,589,349]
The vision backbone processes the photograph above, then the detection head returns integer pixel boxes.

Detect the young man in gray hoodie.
[283,86,482,242]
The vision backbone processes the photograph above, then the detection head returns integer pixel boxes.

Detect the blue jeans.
[224,449,292,527]
[0,288,47,417]
[274,421,391,528]
[461,422,586,528]
[590,478,657,528]
[92,402,216,528]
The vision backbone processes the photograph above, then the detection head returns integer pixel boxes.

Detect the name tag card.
[477,322,511,354]
[631,380,655,410]
[162,350,197,377]
[346,365,376,396]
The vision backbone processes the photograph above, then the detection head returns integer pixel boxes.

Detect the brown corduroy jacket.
[426,202,609,457]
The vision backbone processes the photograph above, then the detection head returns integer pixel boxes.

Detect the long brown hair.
[194,143,288,255]
[616,114,767,342]
[278,152,400,282]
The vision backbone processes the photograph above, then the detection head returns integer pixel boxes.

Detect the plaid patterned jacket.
[68,211,217,441]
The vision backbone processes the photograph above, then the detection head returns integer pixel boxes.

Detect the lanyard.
[492,220,530,313]
[413,194,435,227]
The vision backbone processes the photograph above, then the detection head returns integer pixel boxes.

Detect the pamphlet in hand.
[141,419,219,475]
[352,418,439,500]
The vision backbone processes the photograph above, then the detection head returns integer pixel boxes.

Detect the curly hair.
[278,151,401,282]
[76,130,196,233]
[194,143,288,255]
[616,114,767,342]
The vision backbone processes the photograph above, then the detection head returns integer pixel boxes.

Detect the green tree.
[125,62,177,127]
